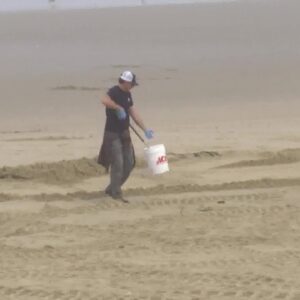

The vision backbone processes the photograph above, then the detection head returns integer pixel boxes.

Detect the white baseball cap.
[120,71,138,86]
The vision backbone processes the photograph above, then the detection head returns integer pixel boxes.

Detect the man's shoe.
[105,188,129,203]
[111,194,129,204]
[105,189,112,197]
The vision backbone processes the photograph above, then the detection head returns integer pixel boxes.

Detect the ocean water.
[0,0,237,12]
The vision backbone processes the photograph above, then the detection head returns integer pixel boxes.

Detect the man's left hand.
[144,129,154,139]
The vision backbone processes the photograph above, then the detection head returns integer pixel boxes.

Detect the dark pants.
[104,132,135,197]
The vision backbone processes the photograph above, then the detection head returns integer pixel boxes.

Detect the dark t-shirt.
[104,85,134,133]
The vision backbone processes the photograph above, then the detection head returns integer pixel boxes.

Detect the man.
[98,71,153,203]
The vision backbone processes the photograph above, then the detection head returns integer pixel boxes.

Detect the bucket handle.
[129,124,149,148]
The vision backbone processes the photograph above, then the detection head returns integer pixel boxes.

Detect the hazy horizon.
[0,0,239,13]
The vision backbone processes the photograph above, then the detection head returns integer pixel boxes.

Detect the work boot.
[104,188,112,196]
[104,187,128,203]
[111,193,129,204]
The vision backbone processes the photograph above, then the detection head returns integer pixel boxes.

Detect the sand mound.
[167,151,220,162]
[0,193,15,202]
[0,158,106,184]
[0,151,221,185]
[219,149,300,168]
[126,178,300,197]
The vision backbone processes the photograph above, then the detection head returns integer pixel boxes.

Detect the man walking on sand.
[98,71,154,203]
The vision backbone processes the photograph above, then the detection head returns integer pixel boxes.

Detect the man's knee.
[124,149,134,172]
[111,156,124,175]
[124,162,134,177]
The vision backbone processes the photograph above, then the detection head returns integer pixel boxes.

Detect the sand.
[0,0,300,299]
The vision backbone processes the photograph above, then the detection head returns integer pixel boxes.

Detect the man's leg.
[121,142,135,187]
[108,138,124,197]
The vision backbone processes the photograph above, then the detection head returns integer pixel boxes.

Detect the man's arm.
[101,95,127,120]
[128,106,147,131]
[101,95,122,110]
[129,106,154,139]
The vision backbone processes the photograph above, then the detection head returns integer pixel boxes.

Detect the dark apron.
[97,129,135,172]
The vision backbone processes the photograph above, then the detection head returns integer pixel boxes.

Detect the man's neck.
[118,84,128,92]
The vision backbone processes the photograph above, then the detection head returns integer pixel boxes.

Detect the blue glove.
[116,108,126,120]
[144,129,154,139]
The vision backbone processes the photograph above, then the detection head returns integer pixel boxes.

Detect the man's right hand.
[116,108,126,120]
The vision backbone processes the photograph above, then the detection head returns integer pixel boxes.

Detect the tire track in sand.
[0,189,299,299]
[0,177,298,202]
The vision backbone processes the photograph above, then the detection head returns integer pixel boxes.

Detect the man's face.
[124,81,134,91]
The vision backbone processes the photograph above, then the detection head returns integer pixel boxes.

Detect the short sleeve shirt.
[104,85,134,133]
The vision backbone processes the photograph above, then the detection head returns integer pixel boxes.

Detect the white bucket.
[144,144,169,175]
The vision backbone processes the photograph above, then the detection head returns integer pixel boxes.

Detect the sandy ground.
[1,0,300,299]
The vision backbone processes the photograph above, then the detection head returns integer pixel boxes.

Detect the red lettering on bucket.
[156,155,167,165]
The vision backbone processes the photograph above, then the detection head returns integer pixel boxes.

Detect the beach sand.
[0,1,300,299]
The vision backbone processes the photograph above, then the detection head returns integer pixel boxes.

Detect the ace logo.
[156,155,167,165]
